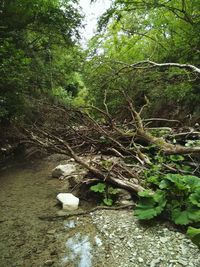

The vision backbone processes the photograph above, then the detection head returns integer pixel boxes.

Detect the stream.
[0,157,200,267]
[0,158,105,267]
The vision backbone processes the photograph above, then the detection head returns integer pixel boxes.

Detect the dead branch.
[24,127,144,194]
[143,118,181,124]
[129,60,200,75]
[38,204,135,221]
[120,91,200,155]
[168,131,200,139]
[20,97,200,197]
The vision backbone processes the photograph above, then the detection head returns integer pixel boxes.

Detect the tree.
[0,0,83,122]
[84,0,200,120]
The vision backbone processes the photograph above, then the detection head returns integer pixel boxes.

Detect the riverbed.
[0,157,199,267]
[0,158,107,267]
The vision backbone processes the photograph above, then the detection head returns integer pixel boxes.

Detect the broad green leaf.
[134,208,159,220]
[159,179,171,189]
[169,155,184,162]
[90,183,106,193]
[182,176,200,191]
[103,198,113,206]
[147,175,160,185]
[163,174,187,191]
[162,174,200,192]
[181,165,192,172]
[187,207,200,222]
[171,206,200,225]
[187,227,200,248]
[138,189,155,197]
[108,187,119,195]
[189,190,200,208]
[135,190,167,220]
[171,208,191,225]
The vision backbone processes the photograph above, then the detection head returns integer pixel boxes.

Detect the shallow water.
[0,159,105,267]
[1,159,199,267]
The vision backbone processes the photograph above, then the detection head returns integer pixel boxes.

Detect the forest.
[0,0,200,263]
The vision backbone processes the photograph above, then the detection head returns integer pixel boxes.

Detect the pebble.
[150,258,162,267]
[170,260,178,263]
[90,210,200,267]
[138,257,144,263]
[178,259,189,266]
[44,260,54,266]
[189,263,195,267]
[47,229,56,235]
[160,237,168,243]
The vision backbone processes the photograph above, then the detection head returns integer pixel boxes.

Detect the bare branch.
[129,60,200,74]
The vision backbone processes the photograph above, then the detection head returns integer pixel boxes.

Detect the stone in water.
[52,164,76,178]
[57,193,79,211]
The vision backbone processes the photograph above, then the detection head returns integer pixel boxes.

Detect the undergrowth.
[135,152,200,247]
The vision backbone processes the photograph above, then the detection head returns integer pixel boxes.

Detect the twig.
[38,204,135,221]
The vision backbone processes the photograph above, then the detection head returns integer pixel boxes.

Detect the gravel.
[90,210,200,267]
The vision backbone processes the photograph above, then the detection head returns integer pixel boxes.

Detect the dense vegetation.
[0,0,84,122]
[1,0,200,247]
[86,0,200,119]
[1,0,200,122]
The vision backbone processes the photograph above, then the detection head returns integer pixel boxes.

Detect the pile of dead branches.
[20,92,200,194]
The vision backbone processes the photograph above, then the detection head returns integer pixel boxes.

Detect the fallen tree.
[20,92,200,194]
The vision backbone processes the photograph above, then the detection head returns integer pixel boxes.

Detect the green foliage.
[187,227,200,248]
[135,172,200,246]
[136,174,200,223]
[84,0,200,119]
[103,198,113,206]
[169,155,185,162]
[90,183,106,193]
[135,149,200,246]
[90,182,119,206]
[144,151,194,188]
[190,190,200,208]
[0,0,83,122]
[135,190,167,219]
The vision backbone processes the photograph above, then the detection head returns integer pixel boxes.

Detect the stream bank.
[0,156,199,267]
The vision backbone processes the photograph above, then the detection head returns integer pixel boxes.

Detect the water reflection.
[62,233,92,267]
[63,220,76,229]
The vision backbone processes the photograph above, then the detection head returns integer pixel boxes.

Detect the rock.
[160,237,169,243]
[44,259,54,266]
[56,193,79,211]
[150,258,162,267]
[52,164,76,178]
[119,200,134,205]
[47,229,56,235]
[116,189,133,205]
[178,259,188,266]
[138,257,144,263]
